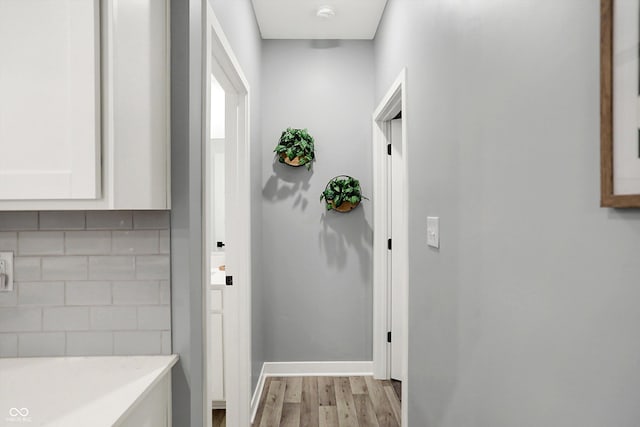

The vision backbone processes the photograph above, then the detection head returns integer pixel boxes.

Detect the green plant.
[274,127,315,170]
[320,175,367,211]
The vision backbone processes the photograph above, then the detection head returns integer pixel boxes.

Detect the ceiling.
[251,0,388,40]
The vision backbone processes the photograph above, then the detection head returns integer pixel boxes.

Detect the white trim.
[262,361,374,377]
[250,364,267,423]
[372,68,409,426]
[203,5,252,427]
[211,401,226,410]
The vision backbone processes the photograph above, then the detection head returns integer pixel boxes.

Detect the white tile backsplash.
[89,256,135,280]
[0,334,18,357]
[66,331,113,356]
[14,257,41,281]
[161,330,171,355]
[0,232,17,252]
[43,307,90,331]
[0,211,171,357]
[0,286,17,307]
[137,306,170,330]
[90,306,137,331]
[66,281,112,306]
[159,230,170,254]
[133,211,170,229]
[0,212,38,231]
[19,231,65,255]
[65,231,111,255]
[42,256,88,280]
[159,280,170,305]
[112,230,159,255]
[18,332,65,357]
[114,331,162,355]
[86,211,133,230]
[0,308,42,332]
[112,281,160,305]
[39,211,86,230]
[18,282,65,306]
[136,255,170,280]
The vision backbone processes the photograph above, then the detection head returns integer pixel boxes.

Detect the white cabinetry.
[208,252,226,404]
[0,0,101,201]
[0,0,170,210]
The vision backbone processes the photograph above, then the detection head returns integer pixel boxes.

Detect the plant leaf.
[286,149,295,160]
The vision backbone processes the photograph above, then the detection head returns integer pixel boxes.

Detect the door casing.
[372,67,409,426]
[203,5,252,427]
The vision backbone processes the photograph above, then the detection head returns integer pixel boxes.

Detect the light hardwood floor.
[252,376,400,427]
[213,409,226,427]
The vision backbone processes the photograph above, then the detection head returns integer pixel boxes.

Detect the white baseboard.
[262,361,374,377]
[250,361,374,423]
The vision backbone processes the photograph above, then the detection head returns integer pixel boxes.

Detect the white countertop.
[0,355,178,427]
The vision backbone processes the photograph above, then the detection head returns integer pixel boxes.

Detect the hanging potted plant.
[274,127,315,170]
[320,175,367,212]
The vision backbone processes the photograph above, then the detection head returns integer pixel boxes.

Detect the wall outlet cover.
[427,217,439,248]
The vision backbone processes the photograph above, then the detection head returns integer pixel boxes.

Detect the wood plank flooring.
[253,376,400,427]
[213,409,226,427]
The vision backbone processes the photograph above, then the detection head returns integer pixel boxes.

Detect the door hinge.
[217,241,226,248]
[387,331,392,343]
[225,275,233,286]
[388,238,392,250]
[387,144,391,155]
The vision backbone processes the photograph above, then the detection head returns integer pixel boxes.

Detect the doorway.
[372,68,409,425]
[203,5,252,427]
[206,72,226,412]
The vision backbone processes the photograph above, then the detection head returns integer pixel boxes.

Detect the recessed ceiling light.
[316,5,336,19]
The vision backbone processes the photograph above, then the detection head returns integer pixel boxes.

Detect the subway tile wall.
[0,211,171,357]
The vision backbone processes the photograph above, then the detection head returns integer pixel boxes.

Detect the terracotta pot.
[280,153,302,167]
[328,199,359,212]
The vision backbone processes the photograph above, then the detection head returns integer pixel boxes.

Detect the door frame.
[372,68,409,424]
[203,5,252,427]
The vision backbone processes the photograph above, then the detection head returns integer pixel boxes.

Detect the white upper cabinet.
[0,0,101,200]
[0,0,170,210]
[107,0,170,209]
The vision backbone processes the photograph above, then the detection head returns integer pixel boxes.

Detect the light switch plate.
[427,217,439,248]
[0,252,13,292]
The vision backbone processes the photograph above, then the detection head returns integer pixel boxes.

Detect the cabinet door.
[0,0,101,200]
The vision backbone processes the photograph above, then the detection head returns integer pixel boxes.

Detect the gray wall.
[170,0,205,425]
[0,211,170,358]
[260,40,374,362]
[375,1,640,426]
[207,0,265,393]
[170,0,263,424]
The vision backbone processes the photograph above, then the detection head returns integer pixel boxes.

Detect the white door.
[390,118,405,381]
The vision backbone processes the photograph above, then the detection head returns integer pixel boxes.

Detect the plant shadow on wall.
[263,128,315,210]
[263,161,313,211]
[319,197,373,283]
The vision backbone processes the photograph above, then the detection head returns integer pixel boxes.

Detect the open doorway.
[372,68,409,425]
[206,72,226,420]
[203,5,252,427]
